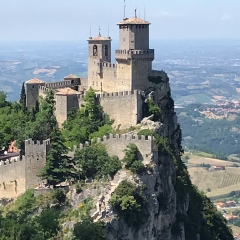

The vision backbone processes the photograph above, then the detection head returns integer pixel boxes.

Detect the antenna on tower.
[135,8,137,18]
[99,26,101,36]
[108,22,110,37]
[90,25,92,38]
[144,5,146,20]
[124,0,126,18]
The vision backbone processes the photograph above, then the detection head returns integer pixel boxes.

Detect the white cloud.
[221,14,231,21]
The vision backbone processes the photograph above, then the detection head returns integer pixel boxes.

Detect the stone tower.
[25,78,45,109]
[115,17,154,91]
[87,33,112,91]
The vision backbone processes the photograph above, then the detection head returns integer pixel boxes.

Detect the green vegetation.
[74,143,121,180]
[62,88,113,148]
[176,104,240,157]
[109,180,148,227]
[0,190,62,240]
[73,217,106,240]
[137,129,154,136]
[146,99,161,121]
[123,144,145,174]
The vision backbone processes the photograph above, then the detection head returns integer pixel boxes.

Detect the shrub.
[74,143,121,180]
[109,180,148,227]
[73,216,106,240]
[137,129,154,137]
[123,144,145,174]
[51,188,66,204]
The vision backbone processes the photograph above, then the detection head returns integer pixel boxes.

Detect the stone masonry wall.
[25,139,50,189]
[98,90,144,129]
[0,139,50,199]
[75,134,154,164]
[0,157,26,199]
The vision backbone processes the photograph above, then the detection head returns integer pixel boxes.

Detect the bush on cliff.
[73,216,106,240]
[62,88,113,148]
[109,180,148,227]
[74,143,121,180]
[123,144,145,174]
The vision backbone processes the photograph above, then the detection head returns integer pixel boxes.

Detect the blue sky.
[0,0,239,41]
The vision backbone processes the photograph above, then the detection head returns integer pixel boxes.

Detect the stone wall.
[26,82,45,108]
[0,139,50,199]
[25,139,50,189]
[75,133,155,164]
[98,90,144,129]
[0,157,25,199]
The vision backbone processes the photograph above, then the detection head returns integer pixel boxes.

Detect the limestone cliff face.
[104,73,187,240]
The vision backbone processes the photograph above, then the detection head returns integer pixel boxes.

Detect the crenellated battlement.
[24,139,51,147]
[0,156,22,167]
[97,90,143,99]
[38,85,51,92]
[45,80,75,90]
[98,62,117,69]
[72,133,155,163]
[76,133,153,150]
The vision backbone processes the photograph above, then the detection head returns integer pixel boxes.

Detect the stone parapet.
[96,90,143,99]
[115,49,154,61]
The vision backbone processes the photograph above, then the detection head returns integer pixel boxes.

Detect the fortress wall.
[100,64,118,92]
[25,139,50,189]
[116,61,132,91]
[55,95,68,127]
[98,90,144,129]
[38,85,50,98]
[75,134,155,165]
[102,134,154,164]
[45,80,74,90]
[26,82,45,109]
[0,157,26,198]
[132,60,152,90]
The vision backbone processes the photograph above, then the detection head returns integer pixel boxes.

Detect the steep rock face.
[105,73,187,240]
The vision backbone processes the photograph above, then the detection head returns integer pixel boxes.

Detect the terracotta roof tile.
[118,17,150,25]
[25,78,45,84]
[88,35,111,41]
[55,87,80,96]
[64,74,79,79]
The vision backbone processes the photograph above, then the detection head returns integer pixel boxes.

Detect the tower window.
[93,45,98,56]
[104,44,108,56]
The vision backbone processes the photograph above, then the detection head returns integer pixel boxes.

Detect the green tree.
[74,143,121,180]
[109,180,147,227]
[123,144,145,174]
[35,208,60,239]
[19,82,27,113]
[73,216,106,240]
[39,128,73,186]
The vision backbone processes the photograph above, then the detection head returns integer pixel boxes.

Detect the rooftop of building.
[64,74,80,79]
[55,87,81,96]
[88,33,111,41]
[118,17,150,25]
[25,78,45,84]
[0,152,19,161]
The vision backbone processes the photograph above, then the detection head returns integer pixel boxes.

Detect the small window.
[32,86,34,88]
[104,44,108,56]
[93,45,98,56]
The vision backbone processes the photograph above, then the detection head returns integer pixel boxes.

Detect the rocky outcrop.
[103,73,186,240]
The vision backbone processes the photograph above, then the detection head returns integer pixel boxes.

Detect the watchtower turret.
[115,17,154,91]
[25,78,45,109]
[87,33,112,91]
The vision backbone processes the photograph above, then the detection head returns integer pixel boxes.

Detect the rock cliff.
[67,72,233,240]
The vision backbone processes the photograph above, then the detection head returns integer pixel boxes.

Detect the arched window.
[93,45,98,56]
[104,44,108,56]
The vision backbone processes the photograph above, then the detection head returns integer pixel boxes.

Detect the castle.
[25,16,167,128]
[0,15,170,199]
